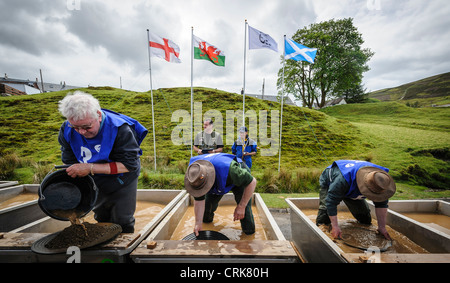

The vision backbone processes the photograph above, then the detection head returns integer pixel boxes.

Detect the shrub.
[0,153,20,180]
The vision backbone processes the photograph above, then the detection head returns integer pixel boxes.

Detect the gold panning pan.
[31,223,122,254]
[339,226,392,252]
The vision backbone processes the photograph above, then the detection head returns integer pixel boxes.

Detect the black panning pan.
[183,230,230,240]
[38,165,98,221]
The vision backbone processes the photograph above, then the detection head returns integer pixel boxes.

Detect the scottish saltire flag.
[285,38,317,63]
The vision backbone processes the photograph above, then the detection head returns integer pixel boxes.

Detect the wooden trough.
[0,189,185,263]
[286,197,450,263]
[131,193,299,263]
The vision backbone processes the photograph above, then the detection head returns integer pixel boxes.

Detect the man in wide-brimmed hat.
[317,160,396,240]
[184,153,257,236]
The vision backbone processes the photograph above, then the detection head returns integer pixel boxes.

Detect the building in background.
[0,74,81,96]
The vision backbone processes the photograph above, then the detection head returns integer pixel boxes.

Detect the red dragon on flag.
[193,35,225,66]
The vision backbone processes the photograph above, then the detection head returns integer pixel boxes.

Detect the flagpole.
[146,29,157,171]
[190,26,194,159]
[242,19,247,127]
[278,35,286,172]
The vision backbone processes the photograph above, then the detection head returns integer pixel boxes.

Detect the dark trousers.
[203,185,255,235]
[93,177,137,233]
[317,167,372,226]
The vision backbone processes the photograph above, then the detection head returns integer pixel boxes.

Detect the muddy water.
[0,192,38,210]
[170,205,267,240]
[83,200,165,232]
[401,212,450,234]
[300,208,429,254]
[133,201,165,231]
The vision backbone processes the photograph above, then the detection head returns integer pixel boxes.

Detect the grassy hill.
[369,72,450,107]
[0,86,448,202]
[321,101,449,192]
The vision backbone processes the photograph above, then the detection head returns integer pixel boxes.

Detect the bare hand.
[66,163,90,178]
[377,227,392,240]
[233,205,245,221]
[194,223,202,236]
[331,226,342,239]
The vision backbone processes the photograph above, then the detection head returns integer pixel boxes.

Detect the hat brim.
[184,160,216,197]
[356,166,396,202]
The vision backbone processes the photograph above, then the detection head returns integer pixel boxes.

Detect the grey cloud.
[0,0,70,55]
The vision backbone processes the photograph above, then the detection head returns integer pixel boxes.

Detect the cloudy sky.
[1,0,449,98]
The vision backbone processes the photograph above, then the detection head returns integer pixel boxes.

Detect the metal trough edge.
[131,193,299,263]
[0,189,187,262]
[287,197,450,263]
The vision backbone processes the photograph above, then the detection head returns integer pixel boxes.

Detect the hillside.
[0,87,365,176]
[0,87,448,198]
[321,101,449,191]
[368,72,450,107]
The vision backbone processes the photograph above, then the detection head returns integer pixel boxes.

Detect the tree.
[278,18,374,108]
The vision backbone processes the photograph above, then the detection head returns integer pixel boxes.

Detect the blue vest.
[63,109,148,164]
[328,160,389,199]
[232,138,257,169]
[189,153,242,195]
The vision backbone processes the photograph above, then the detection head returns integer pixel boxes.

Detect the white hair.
[58,91,101,121]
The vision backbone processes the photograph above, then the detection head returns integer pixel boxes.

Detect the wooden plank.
[132,240,298,259]
[345,253,450,263]
[101,233,141,249]
[0,233,49,250]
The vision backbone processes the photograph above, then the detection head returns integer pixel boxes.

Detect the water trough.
[0,184,43,232]
[0,189,185,262]
[286,197,450,263]
[130,193,299,263]
[387,200,450,236]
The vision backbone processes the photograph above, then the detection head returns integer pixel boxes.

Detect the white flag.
[248,25,278,52]
[148,32,181,63]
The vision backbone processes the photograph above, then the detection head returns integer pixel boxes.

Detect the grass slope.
[321,101,449,192]
[369,72,450,107]
[0,87,362,176]
[0,86,448,201]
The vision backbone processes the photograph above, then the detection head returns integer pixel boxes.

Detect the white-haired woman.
[58,91,147,232]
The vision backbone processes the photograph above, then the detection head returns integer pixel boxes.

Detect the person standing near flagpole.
[193,118,224,155]
[232,126,257,170]
[191,34,226,156]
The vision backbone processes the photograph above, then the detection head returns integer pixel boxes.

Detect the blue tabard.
[232,138,257,169]
[63,109,148,164]
[328,160,389,199]
[188,153,242,195]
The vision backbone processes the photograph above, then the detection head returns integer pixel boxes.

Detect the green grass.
[321,101,449,192]
[0,85,449,204]
[260,181,450,209]
[369,72,450,107]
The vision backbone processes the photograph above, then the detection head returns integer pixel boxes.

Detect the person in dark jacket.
[317,160,396,240]
[57,91,147,232]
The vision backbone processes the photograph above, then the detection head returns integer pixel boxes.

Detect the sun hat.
[356,167,396,202]
[184,160,216,197]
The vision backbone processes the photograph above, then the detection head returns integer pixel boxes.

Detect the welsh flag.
[193,35,225,66]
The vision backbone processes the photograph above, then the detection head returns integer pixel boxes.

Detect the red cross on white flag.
[148,32,181,63]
